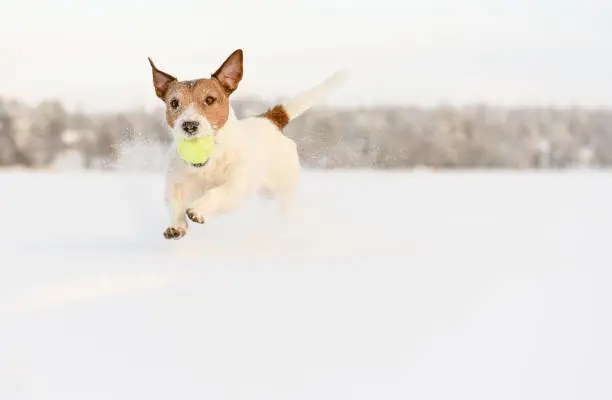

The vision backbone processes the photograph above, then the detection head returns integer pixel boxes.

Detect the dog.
[148,49,347,240]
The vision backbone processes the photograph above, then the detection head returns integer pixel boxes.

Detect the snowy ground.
[0,168,610,400]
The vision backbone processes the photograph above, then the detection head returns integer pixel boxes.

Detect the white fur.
[172,104,214,139]
[162,71,347,239]
[283,70,348,120]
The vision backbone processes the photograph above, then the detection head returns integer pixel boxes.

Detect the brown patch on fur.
[164,78,231,129]
[211,49,243,95]
[148,50,245,131]
[262,105,290,130]
[148,57,177,98]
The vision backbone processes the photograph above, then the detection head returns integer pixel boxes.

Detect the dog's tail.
[262,70,348,130]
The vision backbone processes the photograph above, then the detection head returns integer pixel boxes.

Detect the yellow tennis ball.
[176,135,216,165]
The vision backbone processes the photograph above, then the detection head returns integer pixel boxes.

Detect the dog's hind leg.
[267,166,301,221]
[275,186,299,218]
[272,156,301,218]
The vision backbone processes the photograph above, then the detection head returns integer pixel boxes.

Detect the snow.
[1,169,611,399]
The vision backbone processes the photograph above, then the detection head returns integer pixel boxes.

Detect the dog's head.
[148,49,243,140]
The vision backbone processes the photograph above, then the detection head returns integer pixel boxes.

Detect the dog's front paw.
[186,208,205,224]
[163,226,187,240]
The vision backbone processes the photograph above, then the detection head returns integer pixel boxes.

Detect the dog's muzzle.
[182,120,200,135]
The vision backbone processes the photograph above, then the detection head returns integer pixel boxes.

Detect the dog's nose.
[182,120,199,134]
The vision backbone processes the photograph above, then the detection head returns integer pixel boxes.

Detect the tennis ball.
[176,135,216,165]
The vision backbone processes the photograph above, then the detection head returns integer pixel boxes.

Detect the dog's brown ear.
[148,57,177,99]
[212,49,243,95]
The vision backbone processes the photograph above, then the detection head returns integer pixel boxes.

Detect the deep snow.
[1,169,610,399]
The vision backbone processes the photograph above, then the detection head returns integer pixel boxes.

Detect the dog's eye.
[170,99,180,109]
[205,96,216,106]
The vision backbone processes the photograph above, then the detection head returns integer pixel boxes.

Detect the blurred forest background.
[0,96,609,171]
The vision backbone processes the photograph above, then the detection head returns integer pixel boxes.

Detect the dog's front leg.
[186,175,253,223]
[163,179,189,240]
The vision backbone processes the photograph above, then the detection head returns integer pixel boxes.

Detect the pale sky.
[1,0,611,112]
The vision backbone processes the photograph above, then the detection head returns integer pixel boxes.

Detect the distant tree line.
[0,96,610,170]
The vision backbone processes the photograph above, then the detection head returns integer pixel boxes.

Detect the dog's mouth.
[180,131,215,140]
[175,126,217,140]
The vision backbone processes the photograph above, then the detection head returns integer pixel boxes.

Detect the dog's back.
[232,70,349,201]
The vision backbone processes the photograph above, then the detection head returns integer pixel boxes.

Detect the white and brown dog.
[148,49,347,240]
